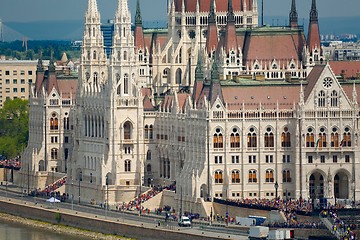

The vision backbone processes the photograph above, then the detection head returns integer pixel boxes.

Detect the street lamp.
[274,181,279,200]
[78,170,82,204]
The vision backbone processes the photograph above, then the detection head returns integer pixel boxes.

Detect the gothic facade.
[20,0,360,215]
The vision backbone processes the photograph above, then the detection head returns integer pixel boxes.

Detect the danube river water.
[0,219,91,240]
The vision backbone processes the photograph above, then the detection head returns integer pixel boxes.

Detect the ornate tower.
[289,0,298,28]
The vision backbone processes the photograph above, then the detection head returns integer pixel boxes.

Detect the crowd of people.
[321,210,357,240]
[0,156,21,170]
[41,176,67,193]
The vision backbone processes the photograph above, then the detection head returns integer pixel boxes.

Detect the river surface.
[0,218,91,240]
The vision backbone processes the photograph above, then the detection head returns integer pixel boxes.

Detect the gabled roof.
[304,65,326,101]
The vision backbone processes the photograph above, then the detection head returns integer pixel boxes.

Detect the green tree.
[0,99,29,158]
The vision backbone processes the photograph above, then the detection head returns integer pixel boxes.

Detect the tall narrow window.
[213,128,223,148]
[318,91,326,107]
[342,127,351,147]
[264,127,274,148]
[124,74,129,94]
[215,170,223,184]
[125,160,131,172]
[230,128,240,148]
[248,170,257,183]
[331,90,338,107]
[265,169,274,183]
[306,128,315,147]
[331,127,339,147]
[281,127,291,147]
[282,170,291,183]
[123,121,132,140]
[231,170,240,183]
[247,127,257,148]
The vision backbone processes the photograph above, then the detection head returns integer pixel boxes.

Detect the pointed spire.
[37,49,44,72]
[209,0,216,24]
[116,0,130,18]
[310,0,318,22]
[195,51,204,81]
[227,0,235,22]
[211,57,220,82]
[289,0,298,28]
[135,0,142,25]
[87,0,99,15]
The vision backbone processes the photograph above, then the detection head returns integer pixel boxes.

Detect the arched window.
[331,90,338,107]
[247,127,257,148]
[125,160,131,172]
[331,127,339,148]
[264,127,274,148]
[50,113,58,130]
[265,169,274,183]
[342,127,351,147]
[123,121,132,140]
[147,164,152,172]
[93,50,97,60]
[146,150,151,160]
[149,125,153,139]
[123,51,127,61]
[51,148,58,160]
[318,127,327,148]
[213,128,223,148]
[281,127,291,147]
[176,68,182,84]
[282,170,291,183]
[124,74,129,94]
[214,170,223,184]
[306,128,315,147]
[231,170,240,183]
[248,170,257,183]
[144,125,149,139]
[230,128,240,148]
[318,91,326,107]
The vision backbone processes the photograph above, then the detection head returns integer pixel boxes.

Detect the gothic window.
[92,27,95,37]
[123,51,127,61]
[318,127,327,148]
[213,128,223,148]
[176,68,182,84]
[231,170,240,183]
[248,170,257,183]
[247,127,257,148]
[318,90,326,107]
[147,164,152,172]
[144,125,149,139]
[282,170,291,183]
[50,113,58,130]
[265,169,274,183]
[63,117,69,130]
[331,90,338,107]
[125,160,131,172]
[123,121,132,140]
[230,51,235,63]
[117,51,121,61]
[281,127,291,147]
[93,50,97,60]
[149,125,153,139]
[264,127,274,148]
[93,72,98,85]
[124,74,129,94]
[342,127,351,147]
[306,127,315,147]
[116,73,121,95]
[331,127,339,148]
[88,28,91,38]
[85,72,90,82]
[214,170,223,184]
[230,128,240,148]
[51,148,58,160]
[146,150,151,161]
[138,50,143,62]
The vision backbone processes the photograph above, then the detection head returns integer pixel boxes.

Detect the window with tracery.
[264,127,274,148]
[230,128,240,148]
[281,127,291,147]
[318,91,326,107]
[306,128,315,147]
[50,113,59,130]
[331,127,339,147]
[247,127,257,148]
[213,128,223,148]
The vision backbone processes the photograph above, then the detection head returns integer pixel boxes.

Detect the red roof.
[134,25,146,49]
[243,30,305,64]
[174,0,252,13]
[329,61,360,79]
[307,21,321,52]
[57,79,77,99]
[222,85,300,110]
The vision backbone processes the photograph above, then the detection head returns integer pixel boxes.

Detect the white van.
[178,216,191,227]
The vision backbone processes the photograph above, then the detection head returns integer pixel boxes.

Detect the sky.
[0,0,360,23]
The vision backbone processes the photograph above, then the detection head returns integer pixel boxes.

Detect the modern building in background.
[0,60,37,107]
[19,0,360,216]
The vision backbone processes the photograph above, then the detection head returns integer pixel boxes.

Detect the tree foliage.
[0,99,29,158]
